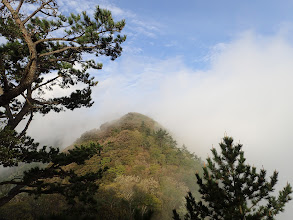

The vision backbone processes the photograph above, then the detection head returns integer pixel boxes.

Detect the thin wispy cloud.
[3,1,293,218]
[56,0,161,40]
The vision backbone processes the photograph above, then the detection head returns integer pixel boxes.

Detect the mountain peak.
[101,112,158,130]
[75,112,160,145]
[1,112,203,220]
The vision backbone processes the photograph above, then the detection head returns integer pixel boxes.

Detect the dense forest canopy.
[0,112,204,219]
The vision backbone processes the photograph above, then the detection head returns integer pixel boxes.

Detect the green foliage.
[0,142,105,212]
[0,1,126,127]
[174,136,292,220]
[77,113,202,220]
[100,157,111,166]
[0,113,202,219]
[52,143,102,166]
[108,165,126,176]
[0,0,126,212]
[0,128,58,167]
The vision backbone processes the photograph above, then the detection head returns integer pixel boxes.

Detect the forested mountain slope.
[0,113,203,220]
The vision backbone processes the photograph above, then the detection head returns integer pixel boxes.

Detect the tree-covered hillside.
[0,112,203,220]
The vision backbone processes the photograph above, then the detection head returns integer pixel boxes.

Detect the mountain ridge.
[0,112,203,220]
[74,112,161,145]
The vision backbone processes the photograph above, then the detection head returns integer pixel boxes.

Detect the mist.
[25,31,293,219]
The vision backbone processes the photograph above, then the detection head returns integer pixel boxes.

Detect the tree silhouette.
[173,136,292,220]
[0,0,125,210]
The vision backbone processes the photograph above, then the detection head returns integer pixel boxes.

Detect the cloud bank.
[27,31,293,218]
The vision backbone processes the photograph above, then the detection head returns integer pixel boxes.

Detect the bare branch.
[22,0,54,24]
[0,180,23,186]
[6,101,30,130]
[98,28,122,35]
[36,28,122,45]
[40,9,54,17]
[39,45,97,57]
[2,0,17,18]
[0,185,24,207]
[46,24,73,34]
[16,0,24,13]
[33,75,60,90]
[32,98,59,105]
[19,110,33,137]
[35,36,79,44]
[36,30,87,44]
[39,46,76,57]
[4,104,13,120]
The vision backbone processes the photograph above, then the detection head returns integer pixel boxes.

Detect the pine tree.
[0,0,125,131]
[173,136,292,220]
[0,0,125,209]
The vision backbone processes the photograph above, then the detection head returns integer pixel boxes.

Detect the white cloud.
[56,0,161,41]
[26,31,293,219]
[0,37,7,45]
[99,3,135,18]
[165,40,178,48]
[57,0,134,19]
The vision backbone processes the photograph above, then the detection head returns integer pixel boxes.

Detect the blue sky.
[55,0,293,69]
[76,0,293,69]
[1,0,293,216]
[15,1,293,218]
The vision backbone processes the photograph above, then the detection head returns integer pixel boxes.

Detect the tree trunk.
[0,185,24,207]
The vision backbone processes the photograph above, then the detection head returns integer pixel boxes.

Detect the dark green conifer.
[174,136,292,220]
[0,0,125,210]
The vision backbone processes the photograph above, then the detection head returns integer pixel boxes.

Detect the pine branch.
[39,9,55,17]
[15,0,24,13]
[4,104,13,120]
[32,98,59,106]
[0,185,24,207]
[19,110,33,137]
[0,1,38,107]
[6,101,30,130]
[33,75,60,90]
[0,180,24,186]
[35,36,80,44]
[39,45,98,57]
[22,0,54,24]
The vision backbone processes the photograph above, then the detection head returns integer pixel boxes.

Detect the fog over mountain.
[25,31,293,219]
